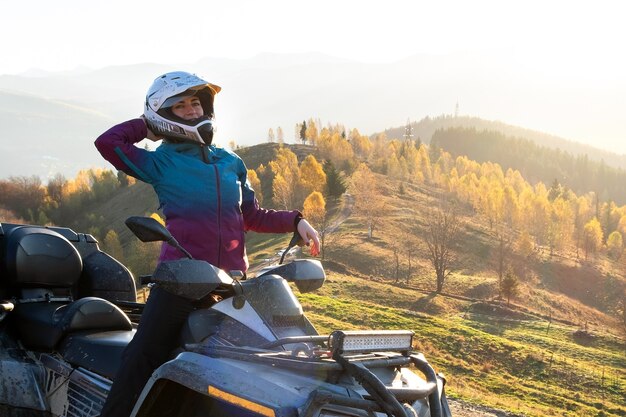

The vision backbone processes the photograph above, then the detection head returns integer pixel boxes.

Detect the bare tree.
[424,206,461,293]
[276,126,284,144]
[350,164,386,239]
[619,293,626,336]
[495,225,513,298]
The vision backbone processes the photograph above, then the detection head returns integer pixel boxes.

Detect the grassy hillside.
[300,275,625,416]
[82,142,625,416]
[293,174,625,416]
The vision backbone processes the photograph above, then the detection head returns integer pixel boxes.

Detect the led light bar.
[328,330,414,354]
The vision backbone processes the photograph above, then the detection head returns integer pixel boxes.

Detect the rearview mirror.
[125,216,171,243]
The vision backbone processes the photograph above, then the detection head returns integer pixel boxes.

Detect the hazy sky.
[2,0,623,74]
[2,0,625,151]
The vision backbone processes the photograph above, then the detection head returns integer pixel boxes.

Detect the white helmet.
[144,71,221,145]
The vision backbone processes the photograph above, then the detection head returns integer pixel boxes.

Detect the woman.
[95,71,320,416]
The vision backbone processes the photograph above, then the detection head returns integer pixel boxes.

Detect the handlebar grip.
[289,230,304,247]
[0,301,14,313]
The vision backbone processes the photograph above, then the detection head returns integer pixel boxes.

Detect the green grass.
[296,273,626,417]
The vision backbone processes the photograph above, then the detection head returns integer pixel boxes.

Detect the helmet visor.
[162,92,197,109]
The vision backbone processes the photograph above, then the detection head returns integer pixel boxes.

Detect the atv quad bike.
[0,216,452,417]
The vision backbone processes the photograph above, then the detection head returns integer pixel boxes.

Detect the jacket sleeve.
[94,119,157,183]
[238,157,300,233]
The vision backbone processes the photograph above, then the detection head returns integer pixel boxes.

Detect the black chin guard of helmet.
[156,109,215,145]
[198,122,214,145]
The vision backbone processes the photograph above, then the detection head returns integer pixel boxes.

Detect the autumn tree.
[303,191,327,258]
[305,118,319,145]
[303,191,326,231]
[256,164,274,207]
[607,231,623,260]
[601,201,620,242]
[573,195,593,259]
[617,214,626,237]
[276,126,284,144]
[0,176,47,222]
[47,173,68,204]
[350,163,386,239]
[0,208,25,223]
[424,206,461,293]
[247,169,263,206]
[349,128,372,160]
[269,147,300,209]
[125,239,160,280]
[90,169,119,203]
[547,197,574,255]
[103,230,124,262]
[318,130,355,172]
[298,155,326,203]
[583,217,603,260]
[369,134,393,174]
[117,171,134,187]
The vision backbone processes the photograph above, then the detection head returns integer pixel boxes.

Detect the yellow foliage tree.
[272,173,292,210]
[349,129,372,160]
[607,231,623,260]
[303,191,326,230]
[299,155,326,197]
[269,147,300,209]
[573,195,594,258]
[547,197,574,254]
[103,230,124,262]
[583,217,603,260]
[318,131,354,170]
[247,169,263,206]
[350,163,385,238]
[305,118,319,145]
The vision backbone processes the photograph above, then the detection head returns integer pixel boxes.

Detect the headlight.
[328,330,414,354]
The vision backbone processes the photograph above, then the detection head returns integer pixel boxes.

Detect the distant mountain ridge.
[1,52,624,179]
[0,89,114,180]
[380,115,626,170]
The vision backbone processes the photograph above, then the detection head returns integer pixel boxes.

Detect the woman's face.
[171,96,204,120]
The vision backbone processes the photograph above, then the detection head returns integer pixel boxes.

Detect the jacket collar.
[160,140,215,155]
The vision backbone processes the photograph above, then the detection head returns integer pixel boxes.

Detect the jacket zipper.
[213,164,222,267]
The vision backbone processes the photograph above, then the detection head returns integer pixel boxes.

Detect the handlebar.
[280,231,304,264]
[139,275,154,286]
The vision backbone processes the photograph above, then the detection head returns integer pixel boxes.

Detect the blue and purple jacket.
[95,119,299,272]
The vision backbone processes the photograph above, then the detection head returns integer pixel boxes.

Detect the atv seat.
[15,297,133,350]
[4,226,133,350]
[59,329,135,379]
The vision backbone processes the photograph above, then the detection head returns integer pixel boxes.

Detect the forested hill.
[380,115,626,171]
[430,126,626,204]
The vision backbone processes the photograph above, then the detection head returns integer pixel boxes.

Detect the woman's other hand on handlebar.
[297,219,320,256]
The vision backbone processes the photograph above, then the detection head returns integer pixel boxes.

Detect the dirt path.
[324,193,354,234]
[448,399,524,417]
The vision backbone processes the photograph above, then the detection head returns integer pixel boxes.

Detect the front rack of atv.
[187,331,446,417]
